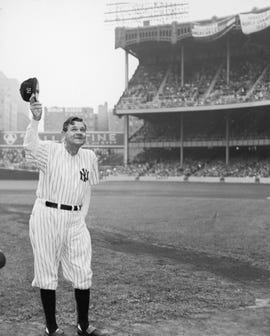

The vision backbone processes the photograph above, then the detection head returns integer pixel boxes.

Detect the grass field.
[1,181,270,335]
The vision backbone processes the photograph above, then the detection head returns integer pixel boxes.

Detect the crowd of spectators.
[0,148,37,170]
[185,158,270,178]
[100,157,270,179]
[116,56,270,110]
[159,61,219,108]
[206,58,268,105]
[249,66,270,102]
[95,149,123,166]
[129,120,180,142]
[129,110,270,144]
[2,147,270,179]
[96,147,270,179]
[99,162,150,179]
[116,64,167,110]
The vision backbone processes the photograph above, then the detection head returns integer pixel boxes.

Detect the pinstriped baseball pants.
[29,198,92,290]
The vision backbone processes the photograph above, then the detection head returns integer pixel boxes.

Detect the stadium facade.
[113,7,270,166]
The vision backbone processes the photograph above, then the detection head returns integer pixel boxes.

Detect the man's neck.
[64,142,80,156]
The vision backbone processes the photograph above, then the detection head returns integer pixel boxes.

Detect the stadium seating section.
[116,55,270,110]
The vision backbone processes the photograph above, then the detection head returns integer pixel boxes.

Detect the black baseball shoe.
[77,324,109,336]
[44,327,65,336]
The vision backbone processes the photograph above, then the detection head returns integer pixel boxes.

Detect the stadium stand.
[116,54,270,110]
[111,8,270,179]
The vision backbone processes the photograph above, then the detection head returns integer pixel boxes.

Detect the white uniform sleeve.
[89,151,99,186]
[23,119,50,172]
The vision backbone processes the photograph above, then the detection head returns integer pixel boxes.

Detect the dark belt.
[45,201,81,211]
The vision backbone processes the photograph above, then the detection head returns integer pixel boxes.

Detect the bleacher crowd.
[116,56,270,110]
[98,157,270,179]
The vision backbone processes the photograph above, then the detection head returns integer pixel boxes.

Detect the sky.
[0,0,269,112]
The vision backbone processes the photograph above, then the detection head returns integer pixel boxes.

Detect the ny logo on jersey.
[80,168,89,182]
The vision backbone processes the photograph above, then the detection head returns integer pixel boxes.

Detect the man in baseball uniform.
[23,96,107,336]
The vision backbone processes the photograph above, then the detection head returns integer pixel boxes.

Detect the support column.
[181,45,184,87]
[124,50,129,166]
[225,112,230,165]
[226,36,230,85]
[180,113,184,168]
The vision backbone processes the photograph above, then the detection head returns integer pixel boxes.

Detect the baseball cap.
[19,77,39,102]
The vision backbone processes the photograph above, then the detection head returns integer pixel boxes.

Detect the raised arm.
[23,119,41,156]
[23,95,43,156]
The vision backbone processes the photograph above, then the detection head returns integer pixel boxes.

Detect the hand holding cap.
[19,77,42,121]
[29,95,42,121]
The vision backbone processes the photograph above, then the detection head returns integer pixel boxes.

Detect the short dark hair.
[62,116,87,132]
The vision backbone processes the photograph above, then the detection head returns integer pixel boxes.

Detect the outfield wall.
[1,168,270,184]
[102,175,270,184]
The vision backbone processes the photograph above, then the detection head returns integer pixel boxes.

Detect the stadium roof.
[115,6,270,58]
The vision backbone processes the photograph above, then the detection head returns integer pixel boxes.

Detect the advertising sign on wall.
[0,131,124,148]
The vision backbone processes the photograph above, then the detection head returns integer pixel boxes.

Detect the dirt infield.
[1,181,270,335]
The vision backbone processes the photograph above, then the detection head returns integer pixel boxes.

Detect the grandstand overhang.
[114,100,270,116]
[115,6,270,58]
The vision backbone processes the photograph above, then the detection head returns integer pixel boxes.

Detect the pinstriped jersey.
[32,141,99,205]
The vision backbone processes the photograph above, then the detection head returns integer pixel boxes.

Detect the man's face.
[64,121,86,147]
